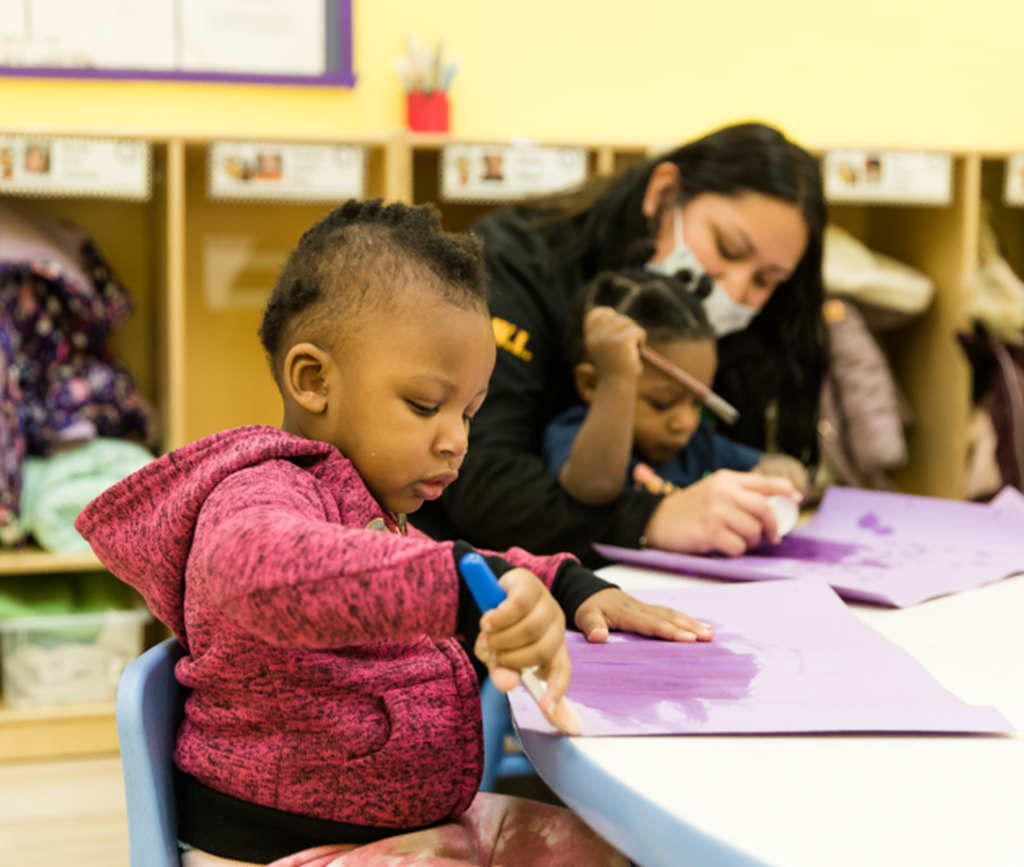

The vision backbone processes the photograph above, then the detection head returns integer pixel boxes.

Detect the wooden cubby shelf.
[2,131,1019,760]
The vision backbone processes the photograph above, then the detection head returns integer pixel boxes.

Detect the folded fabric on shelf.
[965,204,1024,346]
[959,330,1024,494]
[823,224,935,324]
[0,203,156,546]
[20,438,155,553]
[817,298,911,492]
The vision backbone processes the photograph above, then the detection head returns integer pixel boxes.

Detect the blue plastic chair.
[117,638,528,860]
[479,675,535,793]
[116,636,187,867]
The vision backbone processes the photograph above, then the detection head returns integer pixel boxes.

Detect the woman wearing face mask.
[415,122,827,564]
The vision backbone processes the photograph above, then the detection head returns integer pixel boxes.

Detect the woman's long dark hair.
[524,121,827,464]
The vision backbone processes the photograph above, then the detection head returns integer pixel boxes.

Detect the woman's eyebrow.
[720,222,795,278]
[717,221,755,256]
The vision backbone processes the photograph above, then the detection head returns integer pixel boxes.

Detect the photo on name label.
[24,144,50,175]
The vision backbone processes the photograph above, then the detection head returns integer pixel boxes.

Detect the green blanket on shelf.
[20,438,154,555]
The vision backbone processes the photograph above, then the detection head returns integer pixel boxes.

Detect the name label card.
[207,142,366,202]
[823,149,952,206]
[440,143,588,202]
[0,135,151,200]
[1004,154,1024,206]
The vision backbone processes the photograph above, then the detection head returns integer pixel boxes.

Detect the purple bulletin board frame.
[0,1,355,88]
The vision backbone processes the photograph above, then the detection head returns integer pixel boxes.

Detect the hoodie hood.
[75,426,336,645]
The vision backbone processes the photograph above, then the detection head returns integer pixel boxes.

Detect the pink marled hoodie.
[75,425,573,829]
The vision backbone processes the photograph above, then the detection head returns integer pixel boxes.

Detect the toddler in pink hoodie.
[76,199,712,867]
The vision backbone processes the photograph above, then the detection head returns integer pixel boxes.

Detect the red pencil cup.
[406,90,449,133]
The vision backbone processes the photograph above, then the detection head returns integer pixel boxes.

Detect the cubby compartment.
[409,139,650,233]
[0,144,174,443]
[177,138,390,446]
[825,154,979,500]
[981,156,1024,279]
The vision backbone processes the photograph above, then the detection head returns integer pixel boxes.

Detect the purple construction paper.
[990,485,1024,512]
[511,579,1012,736]
[594,487,1024,607]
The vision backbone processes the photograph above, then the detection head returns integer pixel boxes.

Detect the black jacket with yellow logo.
[414,207,662,566]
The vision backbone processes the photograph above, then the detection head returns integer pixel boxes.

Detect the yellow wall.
[1,0,1023,151]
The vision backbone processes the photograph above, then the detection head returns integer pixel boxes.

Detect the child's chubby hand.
[473,568,580,734]
[574,588,714,645]
[583,306,646,379]
[753,452,809,498]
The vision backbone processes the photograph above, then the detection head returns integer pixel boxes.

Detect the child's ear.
[573,362,599,405]
[282,342,334,414]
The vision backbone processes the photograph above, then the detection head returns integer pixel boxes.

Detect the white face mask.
[646,207,759,337]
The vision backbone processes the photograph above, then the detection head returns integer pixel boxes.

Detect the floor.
[0,754,560,866]
[0,754,130,867]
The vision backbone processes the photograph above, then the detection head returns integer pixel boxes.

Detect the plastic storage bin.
[1,606,151,708]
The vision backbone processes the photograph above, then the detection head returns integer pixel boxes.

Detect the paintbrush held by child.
[543,268,809,507]
[76,201,711,867]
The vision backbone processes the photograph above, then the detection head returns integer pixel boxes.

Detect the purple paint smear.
[594,487,1024,607]
[511,579,1013,736]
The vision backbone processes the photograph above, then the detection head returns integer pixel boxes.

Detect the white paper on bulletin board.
[1004,154,1024,207]
[0,0,351,85]
[440,144,589,202]
[0,135,151,200]
[207,141,365,203]
[823,150,952,206]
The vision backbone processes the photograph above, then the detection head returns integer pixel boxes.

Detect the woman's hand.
[583,306,645,379]
[643,469,800,556]
[754,452,809,497]
[473,568,577,733]
[575,588,713,644]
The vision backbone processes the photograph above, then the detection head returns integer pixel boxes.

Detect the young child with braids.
[76,201,711,867]
[545,267,808,507]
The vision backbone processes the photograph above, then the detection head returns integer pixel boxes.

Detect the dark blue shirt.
[542,405,762,492]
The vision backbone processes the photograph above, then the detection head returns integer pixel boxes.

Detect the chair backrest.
[116,636,188,867]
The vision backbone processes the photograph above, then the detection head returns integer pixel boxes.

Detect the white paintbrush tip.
[521,669,584,735]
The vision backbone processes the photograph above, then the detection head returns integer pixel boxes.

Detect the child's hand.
[644,469,801,554]
[754,453,809,498]
[583,306,645,379]
[574,588,714,644]
[473,568,577,733]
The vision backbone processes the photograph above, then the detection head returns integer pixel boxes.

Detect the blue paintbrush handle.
[458,552,584,734]
[459,553,507,612]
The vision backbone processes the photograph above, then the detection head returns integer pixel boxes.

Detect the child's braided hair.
[563,266,714,366]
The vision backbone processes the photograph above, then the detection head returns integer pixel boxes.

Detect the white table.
[516,565,1024,867]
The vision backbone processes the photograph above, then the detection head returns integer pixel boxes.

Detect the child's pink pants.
[180,792,628,867]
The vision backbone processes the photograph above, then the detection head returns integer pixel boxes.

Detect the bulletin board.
[0,0,354,87]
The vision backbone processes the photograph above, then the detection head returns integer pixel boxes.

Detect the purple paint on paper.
[510,579,1013,737]
[857,512,894,535]
[756,535,864,563]
[565,627,760,726]
[594,487,1024,607]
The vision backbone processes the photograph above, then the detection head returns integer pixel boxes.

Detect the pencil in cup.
[458,553,584,735]
[639,345,740,425]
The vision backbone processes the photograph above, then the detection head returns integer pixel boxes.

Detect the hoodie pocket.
[273,676,481,826]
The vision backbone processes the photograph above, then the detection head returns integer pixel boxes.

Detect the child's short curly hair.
[259,198,488,378]
[563,266,715,367]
